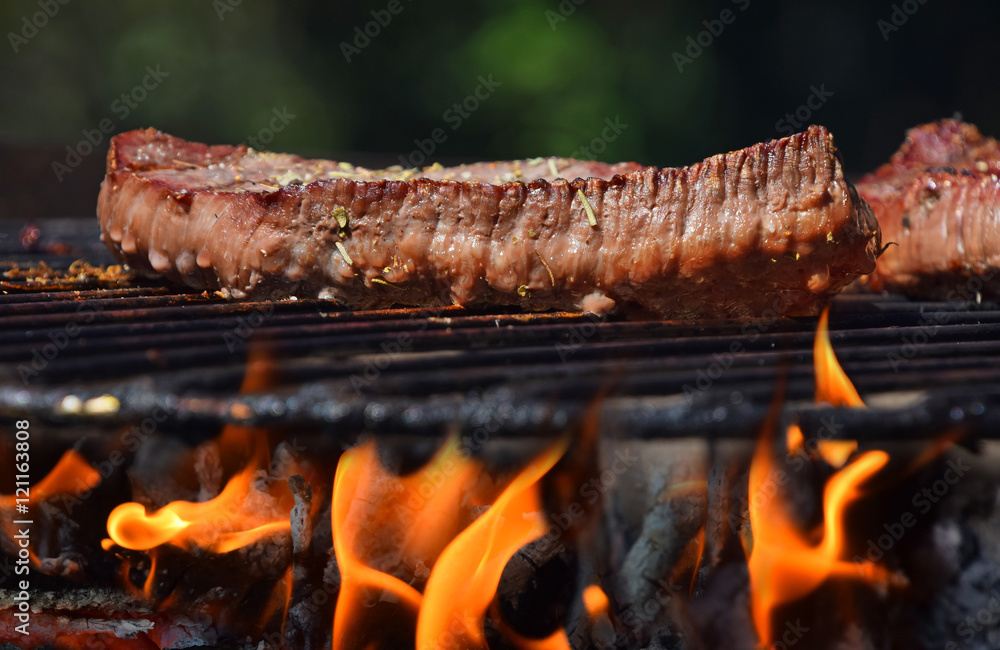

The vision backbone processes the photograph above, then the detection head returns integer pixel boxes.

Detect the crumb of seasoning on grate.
[1,260,134,289]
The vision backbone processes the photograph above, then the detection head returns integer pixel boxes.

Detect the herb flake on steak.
[98,126,880,318]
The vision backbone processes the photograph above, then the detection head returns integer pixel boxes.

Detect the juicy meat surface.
[97,127,881,318]
[856,119,1000,298]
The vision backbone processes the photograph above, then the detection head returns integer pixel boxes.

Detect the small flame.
[786,423,805,455]
[105,431,292,553]
[814,307,865,408]
[811,307,862,466]
[143,552,158,599]
[747,432,893,645]
[582,585,609,618]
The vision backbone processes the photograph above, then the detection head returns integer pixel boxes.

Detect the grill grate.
[1,217,999,442]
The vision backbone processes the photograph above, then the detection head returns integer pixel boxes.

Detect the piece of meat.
[856,119,1000,299]
[97,126,880,319]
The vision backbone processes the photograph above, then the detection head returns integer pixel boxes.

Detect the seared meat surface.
[98,127,880,318]
[857,120,1000,298]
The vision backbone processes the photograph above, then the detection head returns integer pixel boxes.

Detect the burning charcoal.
[595,440,708,647]
[0,587,221,648]
[898,450,1000,650]
[612,491,707,647]
[283,474,324,650]
[686,563,757,650]
[701,441,754,576]
[644,621,704,650]
[495,539,578,639]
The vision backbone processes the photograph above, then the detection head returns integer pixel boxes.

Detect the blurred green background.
[1,0,998,219]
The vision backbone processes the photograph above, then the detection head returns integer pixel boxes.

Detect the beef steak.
[97,126,880,318]
[857,119,1000,299]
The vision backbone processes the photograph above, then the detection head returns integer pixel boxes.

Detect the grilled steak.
[98,126,880,318]
[857,120,1000,298]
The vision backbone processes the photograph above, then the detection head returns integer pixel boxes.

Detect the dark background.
[2,0,998,221]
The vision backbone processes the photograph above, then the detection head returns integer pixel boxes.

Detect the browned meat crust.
[857,119,1000,299]
[97,127,880,318]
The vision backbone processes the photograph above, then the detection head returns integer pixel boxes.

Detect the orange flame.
[785,423,805,456]
[814,307,865,408]
[143,552,158,598]
[811,307,862,467]
[104,431,292,553]
[330,436,570,650]
[747,432,894,645]
[582,585,609,618]
[331,436,490,649]
[416,437,569,650]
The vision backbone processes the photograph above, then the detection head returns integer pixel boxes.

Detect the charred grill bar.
[3,217,1000,650]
